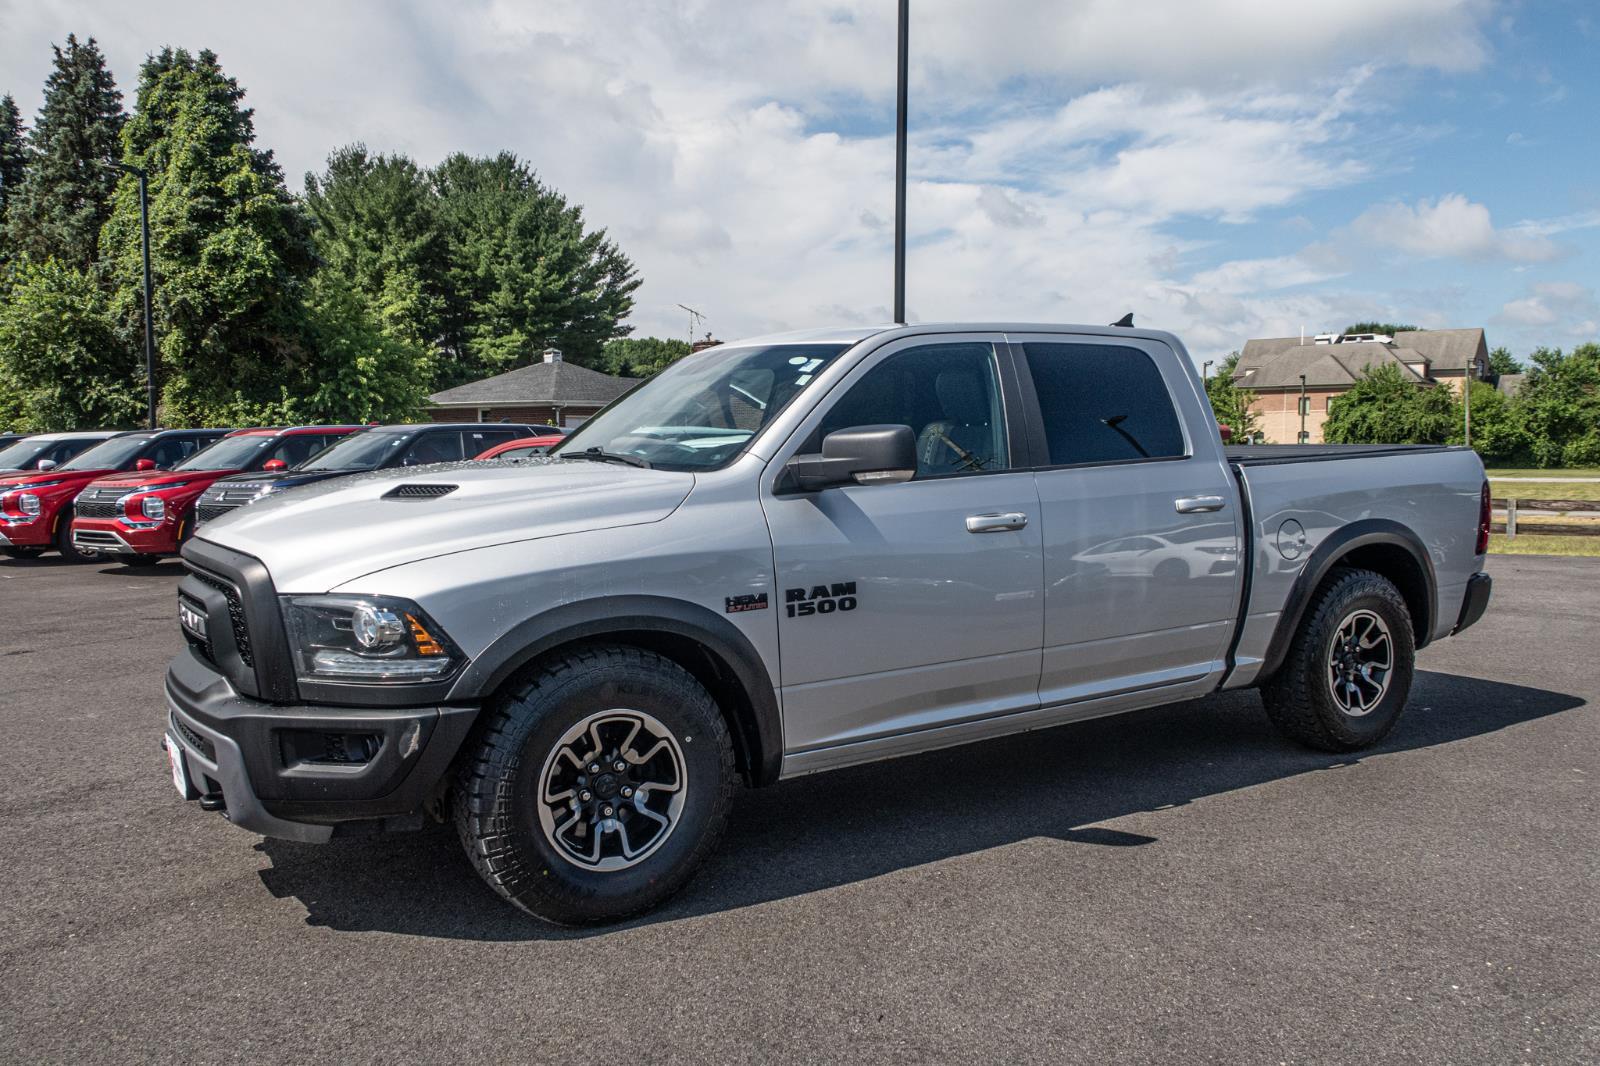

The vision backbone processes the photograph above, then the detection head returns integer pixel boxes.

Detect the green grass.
[1489,533,1600,558]
[1485,467,1600,480]
[1489,481,1600,502]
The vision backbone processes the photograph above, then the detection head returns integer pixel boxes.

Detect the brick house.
[425,348,637,428]
[1234,328,1488,443]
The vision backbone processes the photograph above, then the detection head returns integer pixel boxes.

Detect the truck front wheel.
[1261,567,1416,752]
[454,645,735,924]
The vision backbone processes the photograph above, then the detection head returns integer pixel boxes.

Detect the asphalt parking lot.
[1,553,1596,1064]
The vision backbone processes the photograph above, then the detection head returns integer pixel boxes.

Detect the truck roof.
[728,322,1183,348]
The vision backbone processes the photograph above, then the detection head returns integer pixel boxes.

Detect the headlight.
[140,495,165,520]
[18,493,40,517]
[280,595,459,684]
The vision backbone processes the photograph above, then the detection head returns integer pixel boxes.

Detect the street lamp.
[1298,373,1308,444]
[1202,359,1213,380]
[892,0,909,325]
[107,161,156,430]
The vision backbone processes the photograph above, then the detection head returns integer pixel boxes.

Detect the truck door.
[761,336,1044,756]
[1011,335,1242,707]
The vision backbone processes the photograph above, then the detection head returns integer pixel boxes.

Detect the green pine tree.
[1486,346,1521,377]
[3,36,125,268]
[100,48,314,425]
[432,152,639,384]
[0,94,27,231]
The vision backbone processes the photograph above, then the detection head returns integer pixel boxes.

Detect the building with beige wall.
[1234,328,1488,443]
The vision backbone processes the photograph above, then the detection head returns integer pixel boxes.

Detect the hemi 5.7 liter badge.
[725,593,769,614]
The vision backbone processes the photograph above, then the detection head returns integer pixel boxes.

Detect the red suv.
[0,429,230,561]
[70,426,363,565]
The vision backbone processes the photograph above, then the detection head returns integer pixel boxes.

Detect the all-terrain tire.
[454,644,735,924]
[1261,567,1416,752]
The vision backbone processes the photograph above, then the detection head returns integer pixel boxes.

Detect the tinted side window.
[467,428,521,455]
[1022,343,1185,465]
[147,435,203,468]
[810,342,1008,478]
[268,435,329,468]
[400,431,466,466]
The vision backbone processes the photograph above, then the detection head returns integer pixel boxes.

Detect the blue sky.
[2,0,1596,362]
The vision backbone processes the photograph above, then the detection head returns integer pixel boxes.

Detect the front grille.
[195,484,267,526]
[74,486,129,519]
[195,503,234,524]
[384,483,457,499]
[171,712,216,762]
[188,567,253,667]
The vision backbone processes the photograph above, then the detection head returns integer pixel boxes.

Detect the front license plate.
[167,734,193,799]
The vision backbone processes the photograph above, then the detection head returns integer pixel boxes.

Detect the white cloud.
[1495,281,1598,328]
[1350,194,1566,263]
[0,0,1506,357]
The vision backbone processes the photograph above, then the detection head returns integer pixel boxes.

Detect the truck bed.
[1225,444,1462,466]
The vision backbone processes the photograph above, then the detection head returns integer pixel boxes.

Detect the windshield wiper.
[560,447,652,469]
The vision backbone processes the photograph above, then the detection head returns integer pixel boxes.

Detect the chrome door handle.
[1174,495,1226,514]
[966,512,1028,533]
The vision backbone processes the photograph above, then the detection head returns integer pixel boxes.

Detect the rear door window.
[399,431,467,466]
[1021,343,1186,466]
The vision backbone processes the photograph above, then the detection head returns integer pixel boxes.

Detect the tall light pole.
[1298,373,1308,444]
[109,161,157,429]
[1202,359,1213,380]
[1464,358,1473,448]
[892,0,909,325]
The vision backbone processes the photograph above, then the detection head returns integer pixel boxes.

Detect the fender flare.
[446,595,783,786]
[1257,519,1437,683]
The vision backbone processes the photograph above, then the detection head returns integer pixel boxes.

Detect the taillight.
[1476,481,1490,556]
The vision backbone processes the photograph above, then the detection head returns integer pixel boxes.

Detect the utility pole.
[892,0,909,325]
[1464,359,1473,448]
[109,162,157,429]
[1202,359,1213,380]
[1299,373,1308,444]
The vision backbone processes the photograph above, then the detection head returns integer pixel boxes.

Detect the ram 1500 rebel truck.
[72,425,364,564]
[0,429,230,560]
[193,423,553,526]
[165,323,1492,924]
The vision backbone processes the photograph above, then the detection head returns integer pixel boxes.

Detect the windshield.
[0,439,57,469]
[175,434,274,471]
[552,343,850,471]
[59,435,153,471]
[299,429,410,471]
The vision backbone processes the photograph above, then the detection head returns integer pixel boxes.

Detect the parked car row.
[0,422,563,565]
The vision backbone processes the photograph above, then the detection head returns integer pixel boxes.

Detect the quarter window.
[809,342,1009,478]
[1022,343,1185,465]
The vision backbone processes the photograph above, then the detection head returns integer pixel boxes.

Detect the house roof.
[1236,328,1488,389]
[1496,373,1527,397]
[429,360,637,407]
[1234,342,1430,390]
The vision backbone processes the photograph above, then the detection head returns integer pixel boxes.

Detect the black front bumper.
[164,647,478,842]
[1453,571,1492,634]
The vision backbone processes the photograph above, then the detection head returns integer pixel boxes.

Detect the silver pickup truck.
[165,323,1493,923]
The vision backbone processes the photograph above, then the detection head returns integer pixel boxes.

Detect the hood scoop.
[383,483,458,500]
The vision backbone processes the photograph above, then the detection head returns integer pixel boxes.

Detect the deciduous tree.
[1324,364,1459,445]
[432,152,638,383]
[1203,351,1260,440]
[600,336,690,378]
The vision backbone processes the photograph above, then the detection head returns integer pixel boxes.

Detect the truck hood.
[195,458,695,591]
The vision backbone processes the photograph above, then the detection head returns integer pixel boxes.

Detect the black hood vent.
[384,483,457,500]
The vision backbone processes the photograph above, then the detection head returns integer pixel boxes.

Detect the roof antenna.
[1110,312,1134,328]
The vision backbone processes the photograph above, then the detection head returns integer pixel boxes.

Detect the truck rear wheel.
[1261,567,1415,752]
[453,645,735,924]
